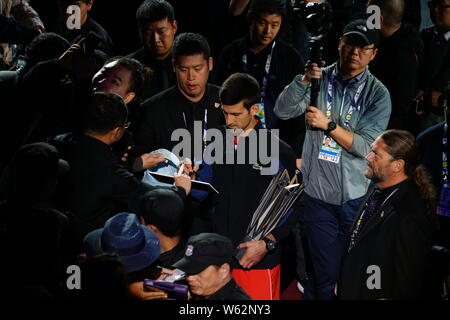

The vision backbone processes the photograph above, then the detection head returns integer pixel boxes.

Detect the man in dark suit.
[338,129,436,299]
[51,92,191,240]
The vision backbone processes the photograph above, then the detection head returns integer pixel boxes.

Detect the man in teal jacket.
[274,19,392,299]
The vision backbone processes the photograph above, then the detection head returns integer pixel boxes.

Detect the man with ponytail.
[338,129,436,299]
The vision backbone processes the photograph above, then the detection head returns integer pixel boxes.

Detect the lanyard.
[242,41,276,102]
[348,187,399,252]
[326,68,366,127]
[182,108,208,147]
[203,108,208,147]
[443,123,448,184]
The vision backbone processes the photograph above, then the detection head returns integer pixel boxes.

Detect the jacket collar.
[332,62,368,86]
[351,178,414,246]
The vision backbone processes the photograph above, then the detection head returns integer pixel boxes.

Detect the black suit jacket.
[338,178,433,300]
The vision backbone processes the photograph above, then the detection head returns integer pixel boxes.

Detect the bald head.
[368,0,405,28]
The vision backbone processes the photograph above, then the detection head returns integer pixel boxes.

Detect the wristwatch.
[325,121,337,135]
[263,237,276,251]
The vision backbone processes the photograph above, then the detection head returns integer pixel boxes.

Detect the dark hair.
[83,92,128,134]
[105,56,146,100]
[136,0,175,26]
[380,129,438,220]
[172,32,210,64]
[25,33,70,68]
[139,189,184,237]
[220,73,260,109]
[368,0,405,27]
[248,0,285,20]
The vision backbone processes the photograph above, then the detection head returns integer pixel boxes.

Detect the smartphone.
[143,279,188,300]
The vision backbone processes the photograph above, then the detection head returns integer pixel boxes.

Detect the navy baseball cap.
[172,233,233,275]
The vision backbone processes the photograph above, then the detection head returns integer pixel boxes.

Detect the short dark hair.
[139,189,184,237]
[248,0,285,20]
[25,33,70,68]
[105,56,145,99]
[172,32,210,64]
[136,0,175,27]
[220,73,260,109]
[83,92,128,134]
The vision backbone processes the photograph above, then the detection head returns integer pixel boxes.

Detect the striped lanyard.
[242,41,276,102]
[326,68,366,127]
[348,188,398,252]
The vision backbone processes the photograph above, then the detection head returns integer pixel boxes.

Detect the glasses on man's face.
[342,43,376,54]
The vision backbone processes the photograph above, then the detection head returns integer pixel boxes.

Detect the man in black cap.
[172,233,251,300]
[275,19,391,299]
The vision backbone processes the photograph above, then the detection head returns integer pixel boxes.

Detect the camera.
[292,1,333,107]
[292,0,333,40]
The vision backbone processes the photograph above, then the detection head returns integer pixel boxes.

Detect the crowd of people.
[0,0,449,300]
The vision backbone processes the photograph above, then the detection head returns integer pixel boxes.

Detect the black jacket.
[214,37,305,157]
[420,26,450,93]
[50,133,186,238]
[371,23,424,132]
[0,14,38,45]
[127,48,176,100]
[56,17,114,55]
[338,179,433,300]
[195,123,301,269]
[135,84,224,156]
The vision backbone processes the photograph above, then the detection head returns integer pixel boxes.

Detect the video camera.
[292,0,333,40]
[292,1,333,107]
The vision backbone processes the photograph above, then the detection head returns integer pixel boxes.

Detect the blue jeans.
[301,193,363,300]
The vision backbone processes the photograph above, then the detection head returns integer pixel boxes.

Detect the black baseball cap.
[172,233,233,275]
[342,19,379,47]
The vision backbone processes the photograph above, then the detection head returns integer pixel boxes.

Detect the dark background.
[29,0,248,60]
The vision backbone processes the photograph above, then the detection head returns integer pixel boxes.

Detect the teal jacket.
[274,62,391,205]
